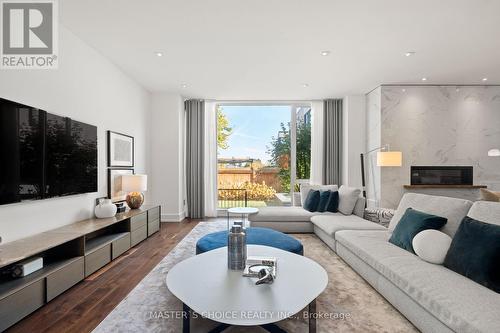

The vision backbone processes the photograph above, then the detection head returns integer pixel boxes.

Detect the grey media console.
[0,205,161,331]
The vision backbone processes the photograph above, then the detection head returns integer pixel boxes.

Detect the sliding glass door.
[216,103,311,209]
[292,105,312,193]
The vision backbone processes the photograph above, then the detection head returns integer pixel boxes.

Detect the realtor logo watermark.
[1,0,58,69]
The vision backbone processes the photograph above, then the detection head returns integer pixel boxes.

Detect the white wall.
[150,93,186,221]
[0,26,151,243]
[342,95,366,189]
[365,87,382,207]
[366,85,500,208]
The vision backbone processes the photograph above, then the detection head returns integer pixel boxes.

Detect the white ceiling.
[60,0,500,100]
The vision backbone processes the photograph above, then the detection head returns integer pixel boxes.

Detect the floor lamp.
[360,145,403,198]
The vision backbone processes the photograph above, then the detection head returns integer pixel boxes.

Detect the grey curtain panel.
[185,99,205,218]
[323,99,343,185]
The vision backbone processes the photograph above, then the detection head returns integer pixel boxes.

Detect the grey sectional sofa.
[248,195,369,233]
[249,192,500,333]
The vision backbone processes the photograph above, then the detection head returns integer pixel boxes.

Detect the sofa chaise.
[249,191,500,333]
[248,185,384,234]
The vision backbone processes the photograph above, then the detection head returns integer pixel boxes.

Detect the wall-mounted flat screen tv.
[0,98,97,205]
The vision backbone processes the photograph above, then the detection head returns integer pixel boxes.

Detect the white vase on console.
[95,199,117,218]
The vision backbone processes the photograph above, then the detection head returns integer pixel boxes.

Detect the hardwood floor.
[7,220,200,333]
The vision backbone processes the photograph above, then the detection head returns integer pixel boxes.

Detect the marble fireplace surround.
[366,85,500,208]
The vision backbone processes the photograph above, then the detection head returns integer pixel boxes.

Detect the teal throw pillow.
[304,190,320,212]
[389,208,447,253]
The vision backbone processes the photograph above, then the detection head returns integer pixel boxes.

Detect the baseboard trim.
[161,211,186,222]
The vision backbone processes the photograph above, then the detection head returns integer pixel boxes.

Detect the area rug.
[93,221,418,333]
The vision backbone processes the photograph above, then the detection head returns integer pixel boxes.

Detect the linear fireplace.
[410,166,473,185]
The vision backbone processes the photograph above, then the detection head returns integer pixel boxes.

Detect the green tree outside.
[267,119,311,192]
[216,106,232,150]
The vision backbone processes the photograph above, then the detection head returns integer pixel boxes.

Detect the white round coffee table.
[166,245,328,332]
[227,207,259,229]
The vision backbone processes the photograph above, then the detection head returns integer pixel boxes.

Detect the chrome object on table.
[227,225,247,270]
[243,256,277,285]
[255,266,275,285]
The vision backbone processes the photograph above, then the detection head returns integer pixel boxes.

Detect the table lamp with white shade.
[121,174,148,209]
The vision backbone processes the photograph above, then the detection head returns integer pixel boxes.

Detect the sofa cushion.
[317,190,331,212]
[412,230,452,265]
[389,208,447,253]
[304,190,320,212]
[352,197,366,218]
[325,190,339,213]
[468,201,500,225]
[300,184,338,207]
[311,214,386,238]
[248,206,334,223]
[389,193,472,237]
[336,230,397,268]
[336,230,500,333]
[338,185,361,215]
[444,216,500,293]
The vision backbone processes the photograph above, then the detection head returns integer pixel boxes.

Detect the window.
[216,103,311,209]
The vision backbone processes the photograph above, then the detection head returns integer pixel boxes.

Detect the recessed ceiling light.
[482,77,488,82]
[405,51,416,57]
[302,83,309,87]
[181,83,188,88]
[421,77,428,81]
[489,149,500,156]
[402,88,406,93]
[320,51,331,56]
[155,52,164,57]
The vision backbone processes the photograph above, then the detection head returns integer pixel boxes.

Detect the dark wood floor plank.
[6,219,199,333]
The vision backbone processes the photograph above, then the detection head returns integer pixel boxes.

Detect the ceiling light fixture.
[181,84,188,88]
[320,51,331,56]
[405,51,416,57]
[155,52,164,57]
[421,77,428,81]
[302,83,309,87]
[482,77,488,82]
[402,88,406,93]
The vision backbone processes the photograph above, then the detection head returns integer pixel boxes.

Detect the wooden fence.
[218,167,282,192]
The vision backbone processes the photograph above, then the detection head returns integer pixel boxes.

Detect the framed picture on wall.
[108,131,134,167]
[108,168,134,202]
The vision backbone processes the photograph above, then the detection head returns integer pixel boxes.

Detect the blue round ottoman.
[196,227,303,255]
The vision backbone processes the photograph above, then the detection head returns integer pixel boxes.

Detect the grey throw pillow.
[300,184,338,208]
[338,185,361,215]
